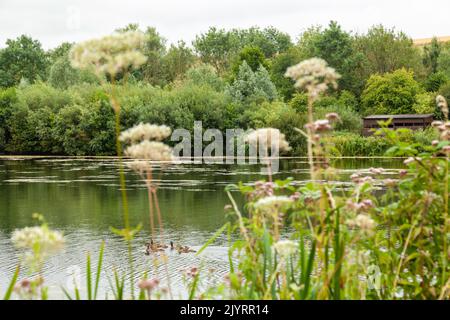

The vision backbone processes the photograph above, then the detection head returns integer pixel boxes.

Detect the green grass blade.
[188,272,200,300]
[86,252,92,300]
[3,265,20,300]
[94,241,105,300]
[61,286,74,300]
[75,285,81,300]
[196,223,229,256]
[301,239,316,299]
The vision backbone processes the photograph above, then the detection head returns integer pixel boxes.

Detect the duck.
[145,239,166,255]
[170,241,196,254]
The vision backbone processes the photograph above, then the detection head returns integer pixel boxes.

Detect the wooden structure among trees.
[362,114,434,136]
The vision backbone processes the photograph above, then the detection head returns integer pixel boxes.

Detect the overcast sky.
[0,0,449,49]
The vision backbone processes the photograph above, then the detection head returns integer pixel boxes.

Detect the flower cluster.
[431,96,450,145]
[183,266,199,278]
[346,214,376,234]
[284,58,340,99]
[350,173,374,184]
[273,240,298,257]
[248,181,275,200]
[12,225,65,255]
[346,199,374,212]
[138,278,160,292]
[14,276,44,299]
[11,225,65,272]
[254,196,293,213]
[119,123,171,143]
[125,141,174,162]
[436,95,449,120]
[121,123,174,163]
[245,128,291,153]
[69,31,147,77]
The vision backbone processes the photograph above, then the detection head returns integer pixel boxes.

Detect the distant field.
[413,35,450,46]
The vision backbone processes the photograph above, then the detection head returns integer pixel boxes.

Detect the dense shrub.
[289,92,362,133]
[0,88,17,152]
[183,64,225,91]
[424,72,448,92]
[169,84,230,130]
[245,101,306,153]
[315,104,362,133]
[328,127,437,157]
[412,92,436,114]
[327,132,391,156]
[15,82,73,111]
[361,69,422,115]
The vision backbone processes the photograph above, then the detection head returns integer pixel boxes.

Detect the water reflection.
[0,157,403,298]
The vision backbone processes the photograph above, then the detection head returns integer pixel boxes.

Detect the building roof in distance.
[363,114,434,120]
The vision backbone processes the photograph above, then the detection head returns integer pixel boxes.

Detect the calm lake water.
[0,157,403,299]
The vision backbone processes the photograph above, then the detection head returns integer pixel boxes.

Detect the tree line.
[0,22,449,155]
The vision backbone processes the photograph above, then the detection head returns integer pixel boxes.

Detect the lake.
[0,157,403,299]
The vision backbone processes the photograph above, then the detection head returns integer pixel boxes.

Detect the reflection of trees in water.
[0,158,404,232]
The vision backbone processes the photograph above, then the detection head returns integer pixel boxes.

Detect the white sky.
[0,0,449,49]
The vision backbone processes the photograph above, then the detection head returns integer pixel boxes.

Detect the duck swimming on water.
[170,241,196,254]
[145,239,166,255]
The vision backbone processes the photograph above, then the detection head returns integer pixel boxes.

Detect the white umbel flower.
[254,196,293,213]
[273,240,298,257]
[125,140,174,162]
[285,58,340,99]
[12,226,65,255]
[69,31,147,77]
[119,123,172,143]
[436,95,448,120]
[245,128,291,153]
[347,214,375,234]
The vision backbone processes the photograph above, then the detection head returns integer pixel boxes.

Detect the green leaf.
[3,265,20,300]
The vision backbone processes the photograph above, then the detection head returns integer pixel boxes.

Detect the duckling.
[144,240,165,255]
[174,243,196,254]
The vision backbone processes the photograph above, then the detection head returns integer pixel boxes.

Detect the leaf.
[3,265,20,300]
[196,223,229,256]
[94,240,105,300]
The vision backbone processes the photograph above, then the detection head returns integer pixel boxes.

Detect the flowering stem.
[111,82,135,300]
[306,97,315,181]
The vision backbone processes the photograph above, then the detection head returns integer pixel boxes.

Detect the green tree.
[193,26,292,74]
[0,35,49,87]
[297,21,364,94]
[233,26,292,57]
[47,42,73,64]
[437,42,450,78]
[269,47,302,100]
[193,27,238,73]
[361,69,422,115]
[48,56,79,89]
[140,27,167,85]
[231,46,269,78]
[48,55,98,89]
[227,61,277,103]
[423,37,441,74]
[162,41,196,83]
[354,25,424,78]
